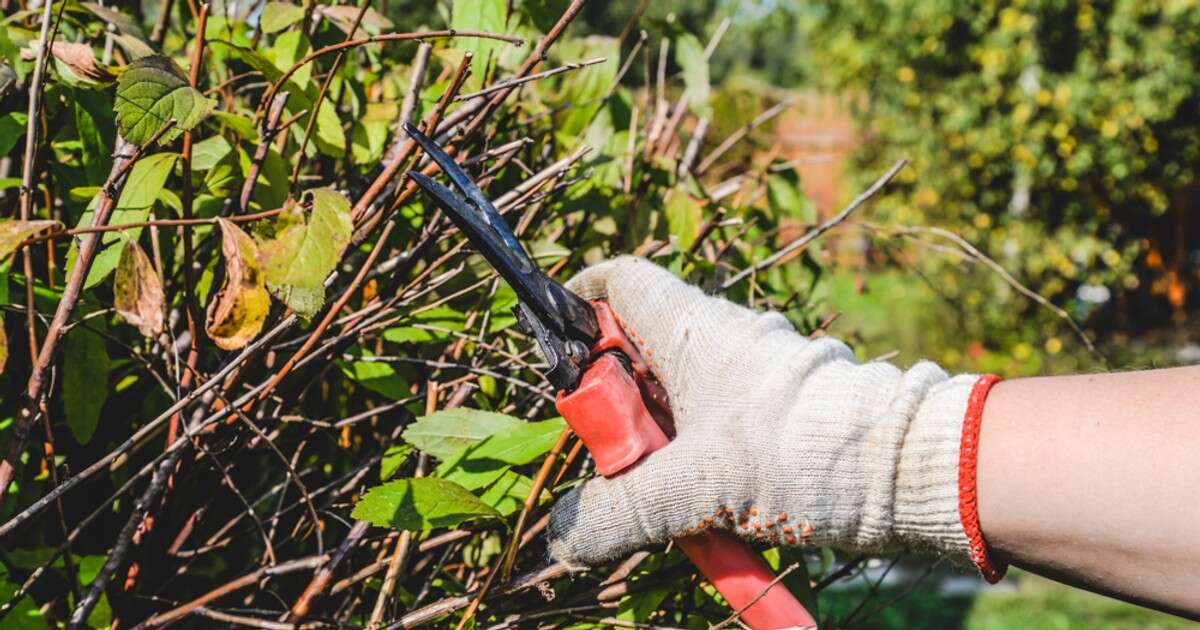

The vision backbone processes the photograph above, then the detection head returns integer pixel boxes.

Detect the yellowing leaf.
[0,313,7,374]
[259,187,352,318]
[114,56,215,145]
[259,1,305,34]
[113,239,164,337]
[351,477,500,531]
[0,219,60,261]
[205,219,270,350]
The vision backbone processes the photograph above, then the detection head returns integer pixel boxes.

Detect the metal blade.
[403,126,598,349]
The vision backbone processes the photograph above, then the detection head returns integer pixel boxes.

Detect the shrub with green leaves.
[0,1,842,627]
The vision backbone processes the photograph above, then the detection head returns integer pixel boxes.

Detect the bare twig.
[867,222,1105,362]
[454,57,607,101]
[721,159,907,290]
[696,98,797,175]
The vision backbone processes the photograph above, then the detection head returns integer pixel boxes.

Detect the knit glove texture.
[547,256,979,568]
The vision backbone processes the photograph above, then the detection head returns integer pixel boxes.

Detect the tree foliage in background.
[800,0,1200,372]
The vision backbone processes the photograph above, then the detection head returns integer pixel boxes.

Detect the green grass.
[815,569,1194,629]
[963,571,1195,630]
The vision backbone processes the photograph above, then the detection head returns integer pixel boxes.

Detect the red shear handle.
[677,530,816,628]
[556,353,817,629]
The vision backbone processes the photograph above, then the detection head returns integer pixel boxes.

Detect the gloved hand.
[547,256,1003,580]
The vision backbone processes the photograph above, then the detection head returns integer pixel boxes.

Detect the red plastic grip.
[553,302,817,629]
[555,354,668,477]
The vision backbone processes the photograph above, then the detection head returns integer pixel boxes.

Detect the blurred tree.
[800,0,1200,347]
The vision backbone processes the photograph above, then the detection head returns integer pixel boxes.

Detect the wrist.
[891,372,1007,582]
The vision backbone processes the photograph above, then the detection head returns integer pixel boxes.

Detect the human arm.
[978,368,1200,618]
[546,256,1200,620]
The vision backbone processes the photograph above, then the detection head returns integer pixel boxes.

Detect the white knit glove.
[547,257,988,571]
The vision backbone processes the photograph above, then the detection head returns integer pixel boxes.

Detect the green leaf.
[114,56,215,145]
[452,0,507,90]
[524,0,569,32]
[338,350,409,400]
[617,589,670,622]
[401,408,522,460]
[555,37,619,140]
[259,187,352,318]
[259,1,305,34]
[72,88,116,184]
[434,418,565,491]
[212,111,260,142]
[382,306,467,344]
[766,171,814,222]
[63,318,110,444]
[674,32,711,118]
[448,418,565,466]
[664,192,703,251]
[478,470,550,516]
[350,102,397,165]
[67,152,178,289]
[190,135,232,171]
[0,111,26,158]
[352,477,501,531]
[311,99,346,158]
[380,443,414,481]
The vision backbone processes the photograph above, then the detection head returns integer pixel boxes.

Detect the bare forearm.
[977,366,1200,618]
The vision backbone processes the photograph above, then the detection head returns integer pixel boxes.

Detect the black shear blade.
[402,124,599,351]
[403,122,530,264]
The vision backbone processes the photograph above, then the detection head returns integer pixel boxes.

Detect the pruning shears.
[404,123,816,630]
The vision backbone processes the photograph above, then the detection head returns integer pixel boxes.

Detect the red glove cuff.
[958,374,1007,583]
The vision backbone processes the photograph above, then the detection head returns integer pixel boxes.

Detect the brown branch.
[386,562,570,629]
[454,57,607,102]
[238,91,291,213]
[258,30,523,121]
[352,51,473,224]
[132,555,329,628]
[289,0,373,190]
[0,132,167,510]
[387,42,432,163]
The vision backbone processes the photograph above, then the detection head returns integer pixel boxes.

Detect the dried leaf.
[0,219,61,261]
[50,42,115,83]
[317,5,394,34]
[205,219,270,350]
[113,239,164,337]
